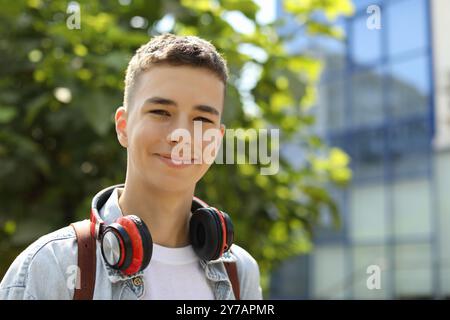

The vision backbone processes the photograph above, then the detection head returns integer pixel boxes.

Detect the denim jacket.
[0,186,263,300]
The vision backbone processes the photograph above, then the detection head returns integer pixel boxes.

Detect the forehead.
[133,64,225,112]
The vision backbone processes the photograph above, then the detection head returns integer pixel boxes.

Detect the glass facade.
[270,0,450,299]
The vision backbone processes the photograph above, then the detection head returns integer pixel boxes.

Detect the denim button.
[132,277,142,286]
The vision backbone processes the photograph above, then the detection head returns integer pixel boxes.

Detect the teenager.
[0,34,262,300]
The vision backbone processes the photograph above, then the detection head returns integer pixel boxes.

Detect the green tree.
[0,0,353,296]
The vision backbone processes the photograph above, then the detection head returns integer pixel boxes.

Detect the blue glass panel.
[387,0,427,57]
[319,79,346,131]
[387,55,430,118]
[348,127,385,180]
[270,255,310,299]
[350,14,382,65]
[351,68,384,126]
[314,185,347,243]
[316,36,346,79]
[387,116,431,177]
[352,0,383,12]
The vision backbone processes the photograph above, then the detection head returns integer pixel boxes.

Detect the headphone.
[90,185,234,276]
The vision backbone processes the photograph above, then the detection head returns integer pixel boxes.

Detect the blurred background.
[271,0,450,299]
[0,0,449,300]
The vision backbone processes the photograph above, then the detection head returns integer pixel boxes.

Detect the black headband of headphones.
[90,184,211,240]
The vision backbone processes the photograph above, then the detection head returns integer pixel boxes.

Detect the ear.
[115,106,128,148]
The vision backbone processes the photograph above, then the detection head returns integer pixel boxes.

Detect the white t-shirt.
[141,243,215,300]
[99,187,215,300]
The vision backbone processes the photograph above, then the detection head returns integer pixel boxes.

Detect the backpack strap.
[70,219,97,300]
[224,261,240,300]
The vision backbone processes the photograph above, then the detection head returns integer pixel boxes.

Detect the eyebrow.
[143,96,220,117]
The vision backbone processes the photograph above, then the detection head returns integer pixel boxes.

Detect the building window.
[321,0,433,182]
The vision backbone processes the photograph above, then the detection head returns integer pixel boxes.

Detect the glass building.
[271,0,450,299]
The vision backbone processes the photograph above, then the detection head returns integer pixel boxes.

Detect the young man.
[0,34,263,300]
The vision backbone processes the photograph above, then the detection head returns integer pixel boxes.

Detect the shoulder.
[0,225,78,299]
[229,244,259,273]
[229,244,263,299]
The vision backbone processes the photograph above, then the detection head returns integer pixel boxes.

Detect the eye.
[150,109,170,117]
[194,117,214,123]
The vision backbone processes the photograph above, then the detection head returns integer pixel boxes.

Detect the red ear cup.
[220,210,234,252]
[211,208,234,256]
[127,215,152,272]
[100,215,152,275]
[116,216,145,275]
[210,207,227,257]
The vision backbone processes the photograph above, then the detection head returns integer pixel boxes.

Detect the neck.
[118,176,195,248]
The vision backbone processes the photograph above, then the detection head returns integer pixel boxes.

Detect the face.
[115,65,226,192]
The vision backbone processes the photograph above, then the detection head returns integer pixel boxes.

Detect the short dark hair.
[123,33,229,110]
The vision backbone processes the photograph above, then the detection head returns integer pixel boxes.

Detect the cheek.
[130,121,164,155]
[200,131,222,160]
[190,161,212,184]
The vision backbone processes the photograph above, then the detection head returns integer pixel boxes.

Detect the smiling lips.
[155,153,199,168]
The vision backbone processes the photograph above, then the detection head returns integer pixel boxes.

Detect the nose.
[165,117,206,161]
[165,116,193,147]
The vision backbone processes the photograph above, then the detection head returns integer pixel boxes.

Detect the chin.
[148,172,195,193]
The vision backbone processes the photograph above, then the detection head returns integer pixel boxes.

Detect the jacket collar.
[96,185,237,285]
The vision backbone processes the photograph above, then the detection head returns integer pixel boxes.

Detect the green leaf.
[25,94,50,126]
[78,91,119,137]
[0,106,17,124]
[4,220,16,235]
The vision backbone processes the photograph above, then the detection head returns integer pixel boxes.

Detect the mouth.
[154,153,199,168]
